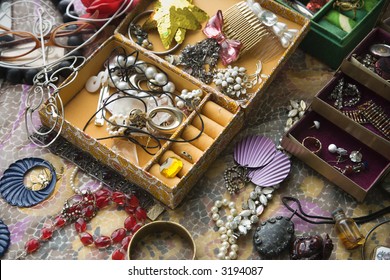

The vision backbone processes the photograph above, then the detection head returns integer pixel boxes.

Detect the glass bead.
[25,238,40,254]
[128,195,139,208]
[81,205,95,219]
[74,218,87,233]
[96,195,111,209]
[344,165,354,175]
[112,192,126,206]
[54,216,66,228]
[79,232,94,246]
[112,249,126,260]
[94,236,111,249]
[124,215,137,231]
[132,223,142,233]
[121,235,132,250]
[40,227,53,240]
[135,207,147,221]
[111,228,127,243]
[125,205,136,215]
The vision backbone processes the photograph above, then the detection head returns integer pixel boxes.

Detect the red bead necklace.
[21,188,147,260]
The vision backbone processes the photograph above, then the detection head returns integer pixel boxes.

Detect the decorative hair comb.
[223,0,298,61]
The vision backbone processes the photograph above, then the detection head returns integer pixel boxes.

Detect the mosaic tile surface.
[1,0,390,261]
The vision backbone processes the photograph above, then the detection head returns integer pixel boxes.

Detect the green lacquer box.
[275,0,388,69]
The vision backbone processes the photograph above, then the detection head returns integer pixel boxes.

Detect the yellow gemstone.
[160,157,183,178]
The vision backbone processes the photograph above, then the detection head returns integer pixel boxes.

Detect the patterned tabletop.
[1,0,389,261]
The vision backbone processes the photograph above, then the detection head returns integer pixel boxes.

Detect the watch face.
[372,246,390,260]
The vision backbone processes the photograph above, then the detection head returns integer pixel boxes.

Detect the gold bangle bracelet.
[127,221,196,260]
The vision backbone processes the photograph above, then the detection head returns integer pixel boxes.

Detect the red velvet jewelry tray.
[310,71,390,159]
[282,110,390,201]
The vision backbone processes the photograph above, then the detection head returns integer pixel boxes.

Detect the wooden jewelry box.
[282,61,390,201]
[39,0,310,208]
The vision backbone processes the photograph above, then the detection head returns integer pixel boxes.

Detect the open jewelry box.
[276,0,388,69]
[115,0,310,118]
[38,0,310,209]
[282,68,390,201]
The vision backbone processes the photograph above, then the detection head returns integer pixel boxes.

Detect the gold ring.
[127,221,196,260]
[302,136,322,154]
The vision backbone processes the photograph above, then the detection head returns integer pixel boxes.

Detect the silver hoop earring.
[146,106,186,134]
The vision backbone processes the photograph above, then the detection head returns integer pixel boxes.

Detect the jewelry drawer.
[311,71,390,159]
[282,110,390,201]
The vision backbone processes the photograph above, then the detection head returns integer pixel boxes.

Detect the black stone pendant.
[253,215,295,258]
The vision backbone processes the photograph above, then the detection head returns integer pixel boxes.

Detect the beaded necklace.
[211,185,275,260]
[20,188,147,260]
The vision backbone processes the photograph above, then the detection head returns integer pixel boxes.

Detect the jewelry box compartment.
[38,35,245,209]
[115,0,310,118]
[310,71,390,158]
[297,0,388,69]
[340,27,390,92]
[281,110,390,201]
[309,0,384,43]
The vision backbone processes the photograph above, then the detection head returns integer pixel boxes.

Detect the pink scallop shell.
[234,135,276,168]
[248,150,291,186]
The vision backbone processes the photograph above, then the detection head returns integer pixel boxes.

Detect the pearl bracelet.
[70,166,103,195]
